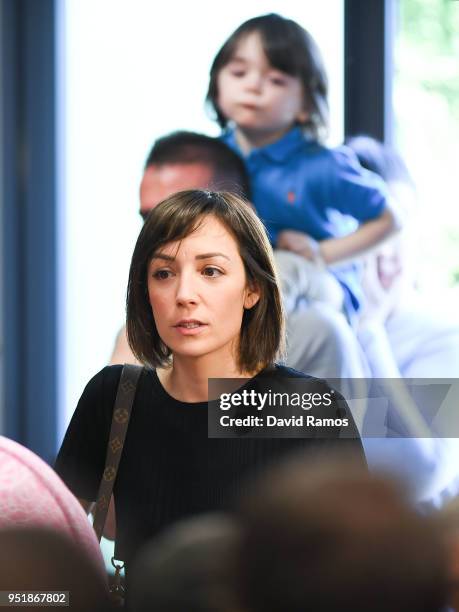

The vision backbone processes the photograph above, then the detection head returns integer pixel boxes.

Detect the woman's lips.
[173,322,208,336]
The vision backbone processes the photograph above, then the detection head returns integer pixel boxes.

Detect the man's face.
[139,163,214,220]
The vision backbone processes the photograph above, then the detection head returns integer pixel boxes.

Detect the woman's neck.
[157,353,260,403]
[234,125,294,155]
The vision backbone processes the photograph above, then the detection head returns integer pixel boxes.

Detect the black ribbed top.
[55,365,363,568]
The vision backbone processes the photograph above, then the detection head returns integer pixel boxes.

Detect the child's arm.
[320,207,397,265]
[278,146,401,266]
[277,206,397,267]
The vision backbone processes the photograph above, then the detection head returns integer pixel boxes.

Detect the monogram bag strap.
[93,364,143,543]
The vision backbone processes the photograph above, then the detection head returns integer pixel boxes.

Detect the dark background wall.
[1,0,57,461]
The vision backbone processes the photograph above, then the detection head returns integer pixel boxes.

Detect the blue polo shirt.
[222,127,389,313]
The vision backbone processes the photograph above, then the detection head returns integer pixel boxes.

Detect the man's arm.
[109,326,140,366]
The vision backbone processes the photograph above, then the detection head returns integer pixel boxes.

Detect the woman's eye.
[202,267,223,278]
[153,269,172,280]
[230,70,245,78]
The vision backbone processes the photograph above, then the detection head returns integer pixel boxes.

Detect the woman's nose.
[175,272,199,305]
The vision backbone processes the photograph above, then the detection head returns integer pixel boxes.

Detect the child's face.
[217,32,308,140]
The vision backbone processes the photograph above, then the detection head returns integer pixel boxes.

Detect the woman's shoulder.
[266,363,328,385]
[268,364,337,391]
[89,363,149,382]
[71,365,155,427]
[82,364,123,394]
[95,363,124,380]
[270,363,314,379]
[81,364,151,403]
[71,366,122,417]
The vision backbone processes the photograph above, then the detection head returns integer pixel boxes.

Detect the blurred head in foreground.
[0,527,110,612]
[235,451,449,612]
[130,513,242,612]
[438,495,459,610]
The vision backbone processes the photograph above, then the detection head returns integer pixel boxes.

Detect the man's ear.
[244,283,261,310]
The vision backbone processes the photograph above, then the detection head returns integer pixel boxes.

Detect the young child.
[206,14,459,505]
[206,13,397,319]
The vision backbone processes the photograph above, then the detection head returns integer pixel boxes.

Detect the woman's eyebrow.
[151,253,174,261]
[151,252,230,261]
[196,252,230,261]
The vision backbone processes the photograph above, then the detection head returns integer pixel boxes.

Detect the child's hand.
[276,230,322,263]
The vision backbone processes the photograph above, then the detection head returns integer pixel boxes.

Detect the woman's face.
[147,215,260,367]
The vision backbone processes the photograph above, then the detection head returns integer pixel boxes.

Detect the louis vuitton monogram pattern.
[97,494,109,510]
[114,408,129,424]
[110,436,122,453]
[92,365,143,543]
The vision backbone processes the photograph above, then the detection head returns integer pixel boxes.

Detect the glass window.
[393,0,459,299]
[57,0,344,437]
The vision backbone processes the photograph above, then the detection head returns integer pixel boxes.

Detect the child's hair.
[207,13,329,142]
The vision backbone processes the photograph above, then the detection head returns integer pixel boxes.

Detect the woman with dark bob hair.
[126,189,284,374]
[55,190,363,578]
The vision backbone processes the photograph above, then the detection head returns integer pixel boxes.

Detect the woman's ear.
[244,284,260,309]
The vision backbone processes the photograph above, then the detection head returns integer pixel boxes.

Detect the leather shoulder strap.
[93,364,143,542]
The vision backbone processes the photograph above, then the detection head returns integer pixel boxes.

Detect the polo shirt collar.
[224,126,307,162]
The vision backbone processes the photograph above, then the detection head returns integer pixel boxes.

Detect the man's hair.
[144,131,251,200]
[234,452,448,612]
[207,13,329,142]
[127,189,285,372]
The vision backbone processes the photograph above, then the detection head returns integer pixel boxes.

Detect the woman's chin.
[167,340,213,360]
[168,339,238,363]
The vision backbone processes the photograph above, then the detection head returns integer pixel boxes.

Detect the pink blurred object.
[0,435,106,577]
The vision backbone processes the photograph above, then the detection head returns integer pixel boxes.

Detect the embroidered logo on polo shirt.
[287,191,296,204]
